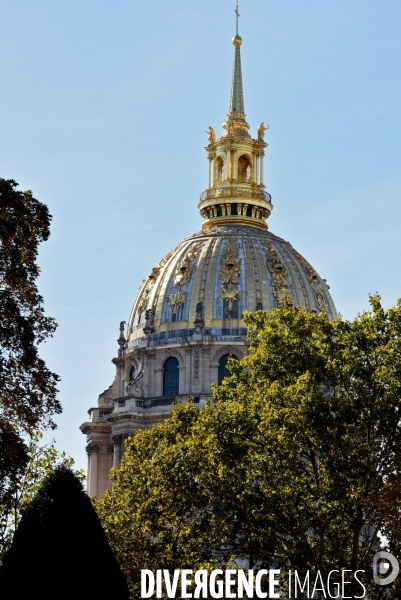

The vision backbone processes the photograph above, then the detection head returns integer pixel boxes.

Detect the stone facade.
[81,338,247,497]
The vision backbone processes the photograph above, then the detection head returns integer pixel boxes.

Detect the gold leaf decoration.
[168,242,202,317]
[262,241,294,306]
[219,284,241,312]
[136,253,172,322]
[293,250,329,313]
[219,239,241,312]
[168,291,187,314]
[173,242,201,288]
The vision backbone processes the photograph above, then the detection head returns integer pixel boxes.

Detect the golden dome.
[127,225,336,347]
[125,23,336,346]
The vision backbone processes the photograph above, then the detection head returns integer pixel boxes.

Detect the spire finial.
[235,2,239,35]
[223,3,250,137]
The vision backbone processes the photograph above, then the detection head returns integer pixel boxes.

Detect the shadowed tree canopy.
[0,433,85,558]
[0,464,129,600]
[97,298,401,599]
[0,178,60,497]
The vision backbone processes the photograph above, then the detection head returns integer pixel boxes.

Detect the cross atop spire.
[223,3,250,137]
[235,2,239,35]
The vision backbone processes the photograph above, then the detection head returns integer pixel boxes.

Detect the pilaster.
[86,442,101,498]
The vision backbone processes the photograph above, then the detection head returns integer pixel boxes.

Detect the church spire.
[228,4,245,118]
[224,3,250,137]
[199,6,272,231]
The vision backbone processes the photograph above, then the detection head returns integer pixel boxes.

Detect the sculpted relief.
[135,252,173,323]
[168,242,202,315]
[219,238,241,312]
[262,241,294,306]
[293,250,329,313]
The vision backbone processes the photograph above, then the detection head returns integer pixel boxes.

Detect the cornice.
[202,215,268,231]
[80,422,111,435]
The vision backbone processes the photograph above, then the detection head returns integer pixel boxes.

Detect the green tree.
[0,432,84,558]
[98,298,401,598]
[0,178,60,499]
[0,464,129,600]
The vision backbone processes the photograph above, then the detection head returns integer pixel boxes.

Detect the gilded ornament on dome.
[310,276,328,313]
[219,239,241,312]
[205,226,231,234]
[219,239,241,284]
[137,279,155,321]
[293,251,329,313]
[173,242,202,288]
[219,258,241,285]
[137,293,149,320]
[135,259,167,322]
[167,242,202,317]
[262,241,294,306]
[169,290,188,314]
[148,267,160,281]
[173,263,195,288]
[219,283,241,312]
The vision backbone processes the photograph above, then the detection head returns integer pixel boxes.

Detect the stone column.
[214,159,219,184]
[232,149,238,181]
[226,148,231,180]
[255,153,259,185]
[86,442,101,498]
[107,443,114,489]
[208,157,213,188]
[260,152,265,185]
[112,434,123,468]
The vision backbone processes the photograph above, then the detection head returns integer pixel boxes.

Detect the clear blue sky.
[1,0,400,472]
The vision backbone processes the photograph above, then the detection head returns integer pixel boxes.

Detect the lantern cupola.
[199,4,273,230]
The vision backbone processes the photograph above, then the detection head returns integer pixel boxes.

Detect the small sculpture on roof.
[257,122,269,141]
[206,126,216,145]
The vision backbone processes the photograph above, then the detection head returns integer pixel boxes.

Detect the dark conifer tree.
[0,464,130,600]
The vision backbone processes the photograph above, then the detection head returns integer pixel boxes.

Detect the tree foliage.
[0,178,60,504]
[97,298,401,598]
[0,432,84,558]
[0,464,129,600]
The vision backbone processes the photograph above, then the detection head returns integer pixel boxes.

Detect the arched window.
[163,357,179,396]
[218,354,237,386]
[129,365,136,381]
[216,157,225,182]
[237,155,251,183]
